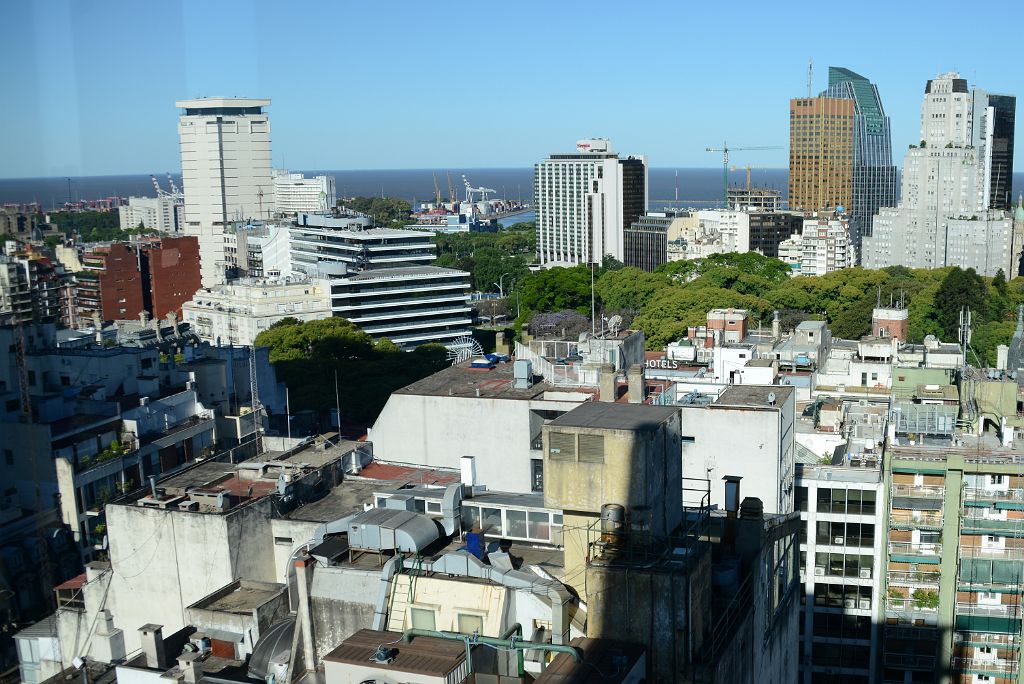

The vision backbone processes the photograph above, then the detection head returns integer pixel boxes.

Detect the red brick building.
[139,236,201,319]
[75,236,201,323]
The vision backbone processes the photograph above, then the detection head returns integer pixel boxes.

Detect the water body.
[2,168,1021,213]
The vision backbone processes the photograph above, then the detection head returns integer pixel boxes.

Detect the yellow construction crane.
[705,142,782,207]
[432,172,442,206]
[446,171,457,206]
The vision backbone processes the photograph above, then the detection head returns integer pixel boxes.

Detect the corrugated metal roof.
[324,628,464,675]
[14,616,58,640]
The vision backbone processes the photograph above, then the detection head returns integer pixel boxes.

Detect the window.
[463,505,480,532]
[410,608,436,630]
[531,459,543,493]
[457,613,484,635]
[506,509,527,537]
[480,507,502,534]
[990,475,1005,485]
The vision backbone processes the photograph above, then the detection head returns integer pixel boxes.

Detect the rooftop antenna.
[807,58,813,98]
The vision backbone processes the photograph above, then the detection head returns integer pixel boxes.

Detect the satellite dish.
[607,315,623,335]
[767,391,777,406]
[446,336,484,365]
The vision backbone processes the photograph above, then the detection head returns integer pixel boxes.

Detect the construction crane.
[705,142,782,208]
[446,172,457,206]
[462,174,496,205]
[166,173,181,196]
[729,164,769,193]
[432,172,442,207]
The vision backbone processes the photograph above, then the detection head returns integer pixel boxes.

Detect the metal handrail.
[889,541,942,557]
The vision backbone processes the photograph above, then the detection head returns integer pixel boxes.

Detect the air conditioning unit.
[834,536,845,545]
[858,599,871,610]
[814,566,825,576]
[843,598,857,609]
[860,568,872,579]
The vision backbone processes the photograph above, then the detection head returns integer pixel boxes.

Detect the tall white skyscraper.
[862,73,1019,276]
[534,138,647,267]
[176,97,275,287]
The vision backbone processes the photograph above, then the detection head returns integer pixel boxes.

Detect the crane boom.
[704,142,782,207]
[166,173,181,196]
[432,172,442,206]
[150,174,164,197]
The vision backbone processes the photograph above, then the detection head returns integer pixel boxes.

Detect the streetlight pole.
[495,272,510,298]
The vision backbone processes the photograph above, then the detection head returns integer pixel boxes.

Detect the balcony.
[963,487,1024,504]
[956,602,1022,618]
[891,483,946,500]
[888,570,941,588]
[889,541,942,563]
[952,656,1016,676]
[953,632,1019,649]
[886,625,938,641]
[882,652,936,670]
[960,545,1024,560]
[890,510,943,531]
[961,513,1024,536]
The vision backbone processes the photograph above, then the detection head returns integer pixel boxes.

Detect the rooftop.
[176,97,270,108]
[324,629,465,676]
[535,638,646,683]
[189,580,285,614]
[395,359,559,401]
[342,265,470,281]
[548,402,679,431]
[713,384,793,409]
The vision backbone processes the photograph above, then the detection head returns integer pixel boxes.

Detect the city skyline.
[2,0,1022,178]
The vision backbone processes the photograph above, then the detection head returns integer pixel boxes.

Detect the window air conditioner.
[859,568,872,579]
[834,536,845,545]
[843,598,857,609]
[814,566,825,576]
[858,599,871,610]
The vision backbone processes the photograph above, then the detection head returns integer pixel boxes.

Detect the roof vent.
[371,646,396,664]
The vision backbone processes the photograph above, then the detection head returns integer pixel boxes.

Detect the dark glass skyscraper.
[824,67,898,260]
[987,94,1016,210]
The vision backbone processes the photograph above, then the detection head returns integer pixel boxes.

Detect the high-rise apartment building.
[825,67,898,249]
[861,72,1019,276]
[118,195,183,233]
[273,170,337,215]
[534,138,647,267]
[176,98,275,288]
[789,97,855,214]
[624,213,670,271]
[988,94,1017,210]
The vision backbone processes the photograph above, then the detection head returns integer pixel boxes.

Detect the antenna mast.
[807,58,813,98]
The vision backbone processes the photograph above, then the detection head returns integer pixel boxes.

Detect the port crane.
[462,174,496,205]
[166,173,181,195]
[705,142,781,208]
[432,172,443,206]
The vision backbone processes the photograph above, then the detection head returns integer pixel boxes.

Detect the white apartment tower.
[535,138,647,267]
[861,73,1018,276]
[273,170,337,215]
[176,98,275,287]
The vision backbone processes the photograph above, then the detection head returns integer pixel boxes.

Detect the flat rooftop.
[548,402,679,431]
[343,265,470,281]
[713,384,793,408]
[324,629,465,675]
[189,580,285,614]
[395,359,561,401]
[176,97,269,108]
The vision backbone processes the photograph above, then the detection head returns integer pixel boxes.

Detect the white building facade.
[273,170,337,215]
[176,97,276,288]
[118,195,182,233]
[181,276,332,346]
[862,73,1018,276]
[535,138,647,267]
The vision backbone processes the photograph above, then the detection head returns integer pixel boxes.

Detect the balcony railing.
[952,656,1016,675]
[963,487,1024,503]
[960,545,1024,560]
[886,625,938,641]
[889,541,942,558]
[960,514,1024,534]
[891,483,946,499]
[955,602,1022,618]
[890,510,943,529]
[886,597,940,614]
[888,570,941,587]
[883,652,936,670]
[953,632,1019,649]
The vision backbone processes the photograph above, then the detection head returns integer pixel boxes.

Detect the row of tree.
[433,221,536,293]
[44,210,157,244]
[510,253,1019,367]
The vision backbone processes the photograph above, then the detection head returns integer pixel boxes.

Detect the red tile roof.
[54,573,86,591]
[358,462,460,486]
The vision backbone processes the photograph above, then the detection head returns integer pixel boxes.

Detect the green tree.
[935,268,989,339]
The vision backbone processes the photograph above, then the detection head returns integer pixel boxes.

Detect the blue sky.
[2,0,1022,178]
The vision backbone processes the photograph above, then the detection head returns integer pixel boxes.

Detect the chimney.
[771,310,780,339]
[139,624,167,670]
[460,455,477,489]
[627,364,645,404]
[177,652,200,684]
[599,364,616,402]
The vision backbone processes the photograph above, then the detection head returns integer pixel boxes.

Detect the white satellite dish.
[767,391,777,406]
[607,314,623,336]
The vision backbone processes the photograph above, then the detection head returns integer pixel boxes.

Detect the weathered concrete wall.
[309,566,379,663]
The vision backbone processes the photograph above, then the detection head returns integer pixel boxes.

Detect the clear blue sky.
[2,0,1022,178]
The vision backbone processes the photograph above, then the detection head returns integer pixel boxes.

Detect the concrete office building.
[273,170,336,215]
[862,73,1020,276]
[290,213,472,348]
[624,212,671,271]
[118,195,183,233]
[779,213,853,276]
[535,138,647,267]
[176,97,275,287]
[695,209,803,258]
[181,276,332,346]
